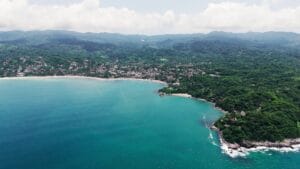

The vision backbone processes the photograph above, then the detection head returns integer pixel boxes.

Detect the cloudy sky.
[1,0,300,34]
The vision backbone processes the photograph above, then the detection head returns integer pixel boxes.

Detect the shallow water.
[0,78,299,169]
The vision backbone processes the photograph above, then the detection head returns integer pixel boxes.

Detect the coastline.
[212,126,300,158]
[219,134,300,158]
[169,93,193,98]
[1,76,299,158]
[167,93,228,114]
[166,92,300,158]
[0,75,168,85]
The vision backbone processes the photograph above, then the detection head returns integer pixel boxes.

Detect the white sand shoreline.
[0,75,168,85]
[169,93,193,98]
[168,93,228,114]
[166,93,227,113]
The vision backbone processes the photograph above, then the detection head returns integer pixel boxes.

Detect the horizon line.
[0,29,299,36]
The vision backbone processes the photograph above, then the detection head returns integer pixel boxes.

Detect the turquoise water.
[0,78,299,169]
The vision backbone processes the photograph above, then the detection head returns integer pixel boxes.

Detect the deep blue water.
[0,78,299,169]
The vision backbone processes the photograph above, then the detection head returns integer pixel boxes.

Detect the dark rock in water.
[242,138,300,148]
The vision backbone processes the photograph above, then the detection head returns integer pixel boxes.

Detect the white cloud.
[0,0,300,34]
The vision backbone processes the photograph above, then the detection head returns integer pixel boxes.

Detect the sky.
[1,0,300,34]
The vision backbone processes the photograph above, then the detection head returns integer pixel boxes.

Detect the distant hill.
[1,30,300,48]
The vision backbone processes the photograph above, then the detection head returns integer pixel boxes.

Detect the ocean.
[0,77,299,169]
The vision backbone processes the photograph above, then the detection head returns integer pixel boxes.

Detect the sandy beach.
[0,75,168,85]
[170,93,193,98]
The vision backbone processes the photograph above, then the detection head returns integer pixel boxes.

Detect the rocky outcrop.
[242,138,300,148]
[211,124,300,158]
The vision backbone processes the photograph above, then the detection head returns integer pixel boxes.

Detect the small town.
[1,56,205,84]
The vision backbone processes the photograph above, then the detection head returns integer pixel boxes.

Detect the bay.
[0,78,299,169]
